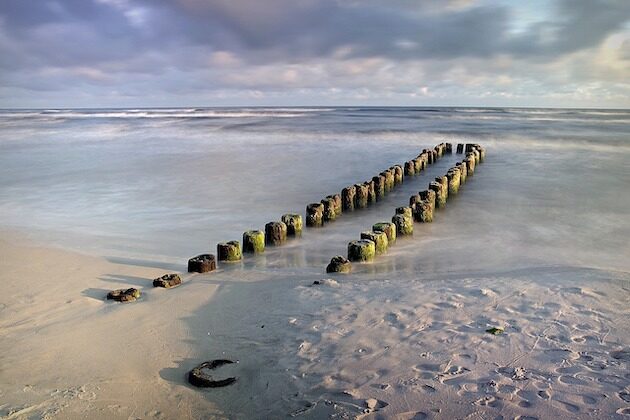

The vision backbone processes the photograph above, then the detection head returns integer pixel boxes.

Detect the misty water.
[1,107,628,273]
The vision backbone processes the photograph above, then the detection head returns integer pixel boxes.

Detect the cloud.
[0,0,628,107]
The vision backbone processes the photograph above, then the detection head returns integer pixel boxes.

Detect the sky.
[0,0,629,108]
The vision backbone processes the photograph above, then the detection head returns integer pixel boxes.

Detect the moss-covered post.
[347,239,376,262]
[413,157,423,173]
[429,181,446,209]
[306,203,324,227]
[436,175,449,200]
[373,175,386,201]
[414,200,433,223]
[392,213,413,236]
[265,221,287,246]
[457,143,464,154]
[447,167,461,195]
[354,183,369,209]
[465,156,475,176]
[365,180,376,204]
[396,206,413,218]
[217,241,242,262]
[327,194,342,216]
[393,165,404,185]
[419,189,436,212]
[342,185,356,212]
[409,194,422,209]
[373,222,396,244]
[326,255,352,273]
[361,231,388,254]
[457,161,468,184]
[321,197,337,222]
[404,161,415,176]
[382,170,394,193]
[243,230,265,253]
[281,214,303,236]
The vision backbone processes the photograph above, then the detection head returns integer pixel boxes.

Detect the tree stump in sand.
[414,200,433,223]
[321,197,337,222]
[326,255,352,273]
[306,203,324,227]
[242,230,265,253]
[361,231,389,255]
[188,359,237,388]
[265,221,287,246]
[217,241,242,262]
[354,183,369,209]
[281,214,303,236]
[107,288,141,302]
[342,186,356,212]
[372,222,397,244]
[153,273,182,288]
[347,239,376,262]
[188,254,217,273]
[392,214,413,236]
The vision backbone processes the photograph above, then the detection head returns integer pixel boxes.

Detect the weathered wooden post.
[413,200,433,223]
[396,206,413,218]
[446,143,452,154]
[447,167,461,195]
[440,176,449,200]
[457,143,464,154]
[393,165,404,185]
[306,203,324,227]
[326,194,342,216]
[409,194,422,209]
[188,254,217,272]
[217,241,242,262]
[465,144,475,153]
[281,214,303,236]
[365,180,376,204]
[476,145,485,162]
[361,231,389,254]
[243,230,265,253]
[432,149,438,162]
[426,149,434,164]
[373,222,397,244]
[354,183,369,209]
[342,185,356,211]
[429,181,447,209]
[457,161,468,184]
[404,161,415,176]
[326,255,352,273]
[321,197,337,221]
[465,155,475,176]
[413,157,423,173]
[392,213,413,236]
[265,221,287,246]
[373,175,386,201]
[382,170,394,193]
[347,239,376,262]
[153,274,182,288]
[419,189,436,212]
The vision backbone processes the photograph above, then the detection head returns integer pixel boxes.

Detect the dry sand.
[1,230,629,419]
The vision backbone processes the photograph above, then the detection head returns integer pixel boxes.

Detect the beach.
[1,107,629,419]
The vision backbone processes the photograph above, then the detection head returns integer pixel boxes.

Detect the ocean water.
[0,107,628,273]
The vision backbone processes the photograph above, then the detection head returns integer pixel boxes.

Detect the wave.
[0,109,314,119]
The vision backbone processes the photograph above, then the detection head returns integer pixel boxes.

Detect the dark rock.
[326,255,352,273]
[188,359,237,388]
[107,288,141,302]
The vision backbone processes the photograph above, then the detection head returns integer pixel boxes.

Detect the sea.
[0,107,628,272]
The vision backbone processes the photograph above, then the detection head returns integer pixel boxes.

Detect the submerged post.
[243,230,265,253]
[217,241,242,262]
[281,214,303,236]
[342,185,356,212]
[347,239,376,262]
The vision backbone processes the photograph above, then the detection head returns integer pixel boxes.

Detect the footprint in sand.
[537,390,551,400]
[616,407,630,416]
[555,399,579,413]
[619,391,630,403]
[474,395,501,408]
[543,348,579,363]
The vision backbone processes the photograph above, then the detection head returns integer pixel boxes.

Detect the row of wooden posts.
[107,142,485,301]
[327,143,485,273]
